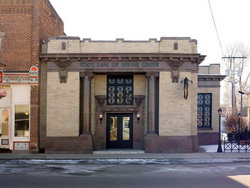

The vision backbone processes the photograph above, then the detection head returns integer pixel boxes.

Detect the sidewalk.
[0,145,249,161]
[0,151,250,161]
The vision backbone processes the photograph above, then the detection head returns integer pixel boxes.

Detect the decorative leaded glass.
[108,86,115,104]
[107,75,133,105]
[197,93,212,128]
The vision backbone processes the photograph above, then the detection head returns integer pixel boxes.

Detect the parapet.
[198,64,220,75]
[45,36,198,54]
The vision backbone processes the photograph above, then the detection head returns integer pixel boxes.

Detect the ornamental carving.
[55,61,72,83]
[80,72,94,81]
[169,61,184,83]
[145,72,159,78]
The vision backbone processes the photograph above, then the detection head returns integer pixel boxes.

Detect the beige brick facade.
[47,37,197,54]
[197,87,220,133]
[41,36,225,153]
[159,71,197,136]
[134,75,147,96]
[197,64,225,145]
[94,75,107,96]
[47,72,80,137]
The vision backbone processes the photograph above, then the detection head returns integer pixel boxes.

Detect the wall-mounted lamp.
[136,113,140,123]
[99,114,103,124]
[181,77,193,100]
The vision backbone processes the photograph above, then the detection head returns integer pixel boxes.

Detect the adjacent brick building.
[0,0,64,152]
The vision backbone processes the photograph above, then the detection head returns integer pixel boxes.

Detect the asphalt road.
[0,160,250,188]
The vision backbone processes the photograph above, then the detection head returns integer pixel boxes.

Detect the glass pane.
[125,86,133,105]
[1,110,9,136]
[15,105,29,137]
[110,117,117,141]
[197,94,203,105]
[125,78,133,85]
[108,78,115,84]
[197,107,203,127]
[108,86,115,104]
[117,78,124,84]
[205,94,211,105]
[123,117,130,141]
[117,86,124,104]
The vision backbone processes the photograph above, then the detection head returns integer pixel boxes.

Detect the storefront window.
[15,105,29,137]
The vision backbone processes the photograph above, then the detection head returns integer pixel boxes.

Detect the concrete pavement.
[0,151,250,160]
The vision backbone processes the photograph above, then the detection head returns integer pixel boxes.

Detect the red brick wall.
[0,0,64,152]
[0,0,33,71]
[0,0,64,70]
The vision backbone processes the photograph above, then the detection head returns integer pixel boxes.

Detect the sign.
[29,66,38,84]
[80,62,159,68]
[0,67,3,84]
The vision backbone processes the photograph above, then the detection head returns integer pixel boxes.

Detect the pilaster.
[146,72,159,134]
[80,72,94,134]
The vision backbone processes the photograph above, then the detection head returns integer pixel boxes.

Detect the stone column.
[80,72,93,134]
[146,72,159,134]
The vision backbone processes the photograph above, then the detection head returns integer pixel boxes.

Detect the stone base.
[45,135,93,154]
[198,132,219,145]
[145,134,198,153]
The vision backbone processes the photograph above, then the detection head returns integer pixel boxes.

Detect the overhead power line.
[208,0,224,56]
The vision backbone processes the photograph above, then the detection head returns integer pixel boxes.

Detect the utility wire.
[208,0,224,57]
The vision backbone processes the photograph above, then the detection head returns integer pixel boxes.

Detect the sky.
[49,0,250,66]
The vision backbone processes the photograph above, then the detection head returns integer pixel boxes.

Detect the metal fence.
[224,138,250,153]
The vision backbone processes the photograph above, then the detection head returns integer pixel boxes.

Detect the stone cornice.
[198,74,226,81]
[40,53,206,64]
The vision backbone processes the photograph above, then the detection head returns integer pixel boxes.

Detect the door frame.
[106,113,133,149]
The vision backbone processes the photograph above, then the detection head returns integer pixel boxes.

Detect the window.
[107,75,133,105]
[197,93,212,128]
[14,105,29,137]
[173,42,178,50]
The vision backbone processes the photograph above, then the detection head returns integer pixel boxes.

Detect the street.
[0,160,250,188]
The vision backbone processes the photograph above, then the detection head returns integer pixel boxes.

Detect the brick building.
[40,37,225,153]
[0,0,64,152]
[0,1,226,153]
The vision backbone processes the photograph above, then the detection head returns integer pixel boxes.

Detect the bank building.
[38,36,225,153]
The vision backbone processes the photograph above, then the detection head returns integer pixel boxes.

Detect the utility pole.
[223,56,247,115]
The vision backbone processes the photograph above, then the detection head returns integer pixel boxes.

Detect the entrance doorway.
[0,108,10,150]
[107,113,133,149]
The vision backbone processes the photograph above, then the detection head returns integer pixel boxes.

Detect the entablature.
[40,53,206,64]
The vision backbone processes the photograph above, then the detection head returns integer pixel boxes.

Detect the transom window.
[197,93,212,128]
[107,75,133,105]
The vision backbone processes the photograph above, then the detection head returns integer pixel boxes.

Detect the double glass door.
[107,114,133,149]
